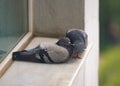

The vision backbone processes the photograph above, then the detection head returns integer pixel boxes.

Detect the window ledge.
[0,37,92,86]
[0,32,33,77]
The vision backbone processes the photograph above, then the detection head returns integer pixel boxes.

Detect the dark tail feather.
[12,51,43,63]
[12,45,45,63]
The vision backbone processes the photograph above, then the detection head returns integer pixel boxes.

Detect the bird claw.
[75,54,81,59]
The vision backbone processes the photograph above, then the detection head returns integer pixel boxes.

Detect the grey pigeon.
[12,37,73,63]
[66,29,88,59]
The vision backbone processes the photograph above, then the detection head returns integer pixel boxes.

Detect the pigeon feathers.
[66,29,88,59]
[12,29,88,63]
[13,37,72,63]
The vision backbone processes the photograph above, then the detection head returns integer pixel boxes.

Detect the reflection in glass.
[0,0,28,62]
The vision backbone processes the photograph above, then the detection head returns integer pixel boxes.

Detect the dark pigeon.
[12,37,73,63]
[66,29,88,59]
[56,37,73,59]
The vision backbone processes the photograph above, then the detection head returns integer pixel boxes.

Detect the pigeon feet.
[75,54,81,59]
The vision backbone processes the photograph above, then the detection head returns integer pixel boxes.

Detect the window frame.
[84,0,99,86]
[0,0,34,77]
[0,1,99,83]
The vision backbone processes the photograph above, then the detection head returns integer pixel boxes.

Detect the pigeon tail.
[12,45,45,63]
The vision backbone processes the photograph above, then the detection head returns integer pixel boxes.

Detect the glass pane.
[0,0,28,62]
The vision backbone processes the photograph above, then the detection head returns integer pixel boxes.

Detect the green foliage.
[100,0,110,51]
[100,0,120,86]
[100,0,120,51]
[99,45,120,86]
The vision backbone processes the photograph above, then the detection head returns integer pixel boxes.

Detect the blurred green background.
[100,0,120,86]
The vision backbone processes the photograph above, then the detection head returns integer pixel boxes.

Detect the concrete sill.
[0,37,92,86]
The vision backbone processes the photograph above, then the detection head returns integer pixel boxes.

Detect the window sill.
[0,32,33,77]
[0,37,92,86]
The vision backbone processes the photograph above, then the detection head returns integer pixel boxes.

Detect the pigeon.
[12,37,73,63]
[66,29,88,59]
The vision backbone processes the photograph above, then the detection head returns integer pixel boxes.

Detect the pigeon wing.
[40,43,69,63]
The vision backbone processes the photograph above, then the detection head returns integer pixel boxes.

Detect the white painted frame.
[84,0,99,86]
[0,0,34,77]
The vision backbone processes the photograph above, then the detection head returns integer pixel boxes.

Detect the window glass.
[0,0,28,62]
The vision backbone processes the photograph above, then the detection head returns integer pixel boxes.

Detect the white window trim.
[0,0,34,77]
[84,0,99,86]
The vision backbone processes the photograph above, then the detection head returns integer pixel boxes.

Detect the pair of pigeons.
[12,29,88,63]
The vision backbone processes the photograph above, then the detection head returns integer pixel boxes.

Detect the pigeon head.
[56,37,71,47]
[56,37,73,57]
[66,29,88,58]
[66,29,88,49]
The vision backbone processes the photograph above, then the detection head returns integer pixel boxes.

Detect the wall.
[33,0,84,37]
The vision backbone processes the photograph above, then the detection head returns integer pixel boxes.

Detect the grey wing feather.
[40,43,69,63]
